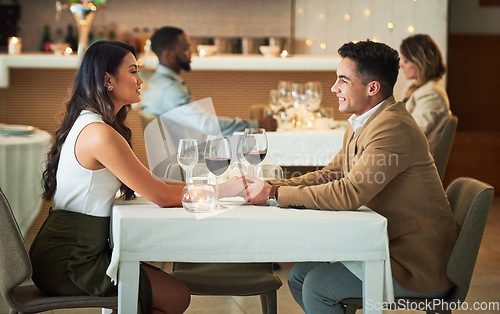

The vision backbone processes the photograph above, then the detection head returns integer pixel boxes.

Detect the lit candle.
[8,37,22,55]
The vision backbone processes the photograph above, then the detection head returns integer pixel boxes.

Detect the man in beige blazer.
[244,40,459,313]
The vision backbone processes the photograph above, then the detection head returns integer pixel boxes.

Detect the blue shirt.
[141,64,258,136]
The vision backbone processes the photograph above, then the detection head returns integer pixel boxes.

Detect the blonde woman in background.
[399,34,452,155]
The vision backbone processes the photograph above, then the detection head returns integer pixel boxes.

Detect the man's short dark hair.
[151,26,184,57]
[338,40,400,98]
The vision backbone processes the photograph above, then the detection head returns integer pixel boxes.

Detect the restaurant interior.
[0,0,499,313]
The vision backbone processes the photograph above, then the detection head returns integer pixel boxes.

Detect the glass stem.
[215,175,220,202]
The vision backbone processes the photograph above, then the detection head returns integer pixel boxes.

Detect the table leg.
[363,260,384,314]
[118,261,140,314]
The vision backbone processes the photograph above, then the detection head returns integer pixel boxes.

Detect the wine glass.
[277,81,294,110]
[177,139,198,183]
[305,81,323,112]
[268,89,282,115]
[204,135,232,210]
[241,128,268,178]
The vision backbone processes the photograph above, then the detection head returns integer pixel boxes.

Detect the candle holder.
[182,184,216,213]
[8,37,22,55]
[69,2,96,57]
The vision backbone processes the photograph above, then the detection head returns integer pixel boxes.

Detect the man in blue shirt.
[141,26,276,136]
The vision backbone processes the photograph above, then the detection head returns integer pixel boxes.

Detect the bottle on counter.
[64,24,78,52]
[40,25,52,52]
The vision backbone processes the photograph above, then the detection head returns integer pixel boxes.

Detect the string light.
[320,43,327,50]
[344,14,351,21]
[407,25,415,33]
[364,9,371,17]
[387,22,394,29]
[319,13,326,20]
[297,7,304,14]
[305,39,313,46]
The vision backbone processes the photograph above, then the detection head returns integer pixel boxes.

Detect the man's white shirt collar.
[348,101,384,134]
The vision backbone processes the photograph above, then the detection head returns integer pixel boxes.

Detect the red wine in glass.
[243,151,267,165]
[205,157,231,176]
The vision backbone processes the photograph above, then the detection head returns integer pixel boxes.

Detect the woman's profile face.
[107,52,144,113]
[399,54,418,80]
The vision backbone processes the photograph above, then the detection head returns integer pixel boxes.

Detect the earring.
[107,85,113,92]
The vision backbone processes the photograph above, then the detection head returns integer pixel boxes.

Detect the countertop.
[0,53,341,87]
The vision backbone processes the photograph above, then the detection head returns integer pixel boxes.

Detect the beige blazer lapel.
[345,96,397,171]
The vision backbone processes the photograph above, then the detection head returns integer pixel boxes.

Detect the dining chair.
[139,110,159,130]
[140,110,179,178]
[0,188,118,313]
[433,115,458,180]
[170,164,284,314]
[249,104,270,120]
[341,177,494,314]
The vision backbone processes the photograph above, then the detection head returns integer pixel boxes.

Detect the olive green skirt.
[29,208,152,313]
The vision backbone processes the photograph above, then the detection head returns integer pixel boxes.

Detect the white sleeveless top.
[53,110,121,217]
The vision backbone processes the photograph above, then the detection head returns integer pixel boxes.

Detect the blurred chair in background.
[341,177,494,314]
[433,115,458,180]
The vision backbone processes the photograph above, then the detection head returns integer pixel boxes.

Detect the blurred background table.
[0,127,51,234]
[264,128,345,166]
[231,127,346,175]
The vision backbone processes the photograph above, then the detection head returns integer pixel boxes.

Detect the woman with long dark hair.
[399,34,452,155]
[29,41,190,313]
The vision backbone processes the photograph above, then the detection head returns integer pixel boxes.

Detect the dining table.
[108,197,394,314]
[0,126,52,234]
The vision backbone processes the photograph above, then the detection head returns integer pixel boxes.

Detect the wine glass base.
[214,202,228,210]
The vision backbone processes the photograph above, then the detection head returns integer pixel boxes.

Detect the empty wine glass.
[204,135,231,210]
[241,128,268,178]
[305,81,322,112]
[277,81,294,110]
[268,89,282,115]
[177,139,198,183]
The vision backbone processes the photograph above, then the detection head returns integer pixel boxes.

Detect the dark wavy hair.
[338,40,400,99]
[400,34,446,98]
[42,41,136,201]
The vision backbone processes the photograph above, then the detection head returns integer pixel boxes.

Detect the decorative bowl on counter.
[50,43,71,55]
[259,45,280,57]
[197,45,217,56]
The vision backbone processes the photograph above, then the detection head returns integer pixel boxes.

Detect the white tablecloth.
[232,128,345,167]
[0,129,52,234]
[108,197,393,314]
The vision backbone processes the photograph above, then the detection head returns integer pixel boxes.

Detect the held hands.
[218,176,249,199]
[217,176,272,206]
[241,176,272,206]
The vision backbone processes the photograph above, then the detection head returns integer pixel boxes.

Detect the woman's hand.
[218,176,249,199]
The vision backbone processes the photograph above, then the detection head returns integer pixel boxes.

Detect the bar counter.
[0,53,341,88]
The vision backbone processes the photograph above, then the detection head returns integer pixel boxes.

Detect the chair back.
[0,188,32,308]
[261,164,284,180]
[433,115,458,180]
[139,110,159,130]
[444,177,494,303]
[249,104,269,121]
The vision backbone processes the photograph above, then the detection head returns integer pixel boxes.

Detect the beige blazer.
[271,96,459,293]
[405,80,452,155]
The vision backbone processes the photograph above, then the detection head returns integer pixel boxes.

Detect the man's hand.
[258,115,278,132]
[244,177,272,206]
